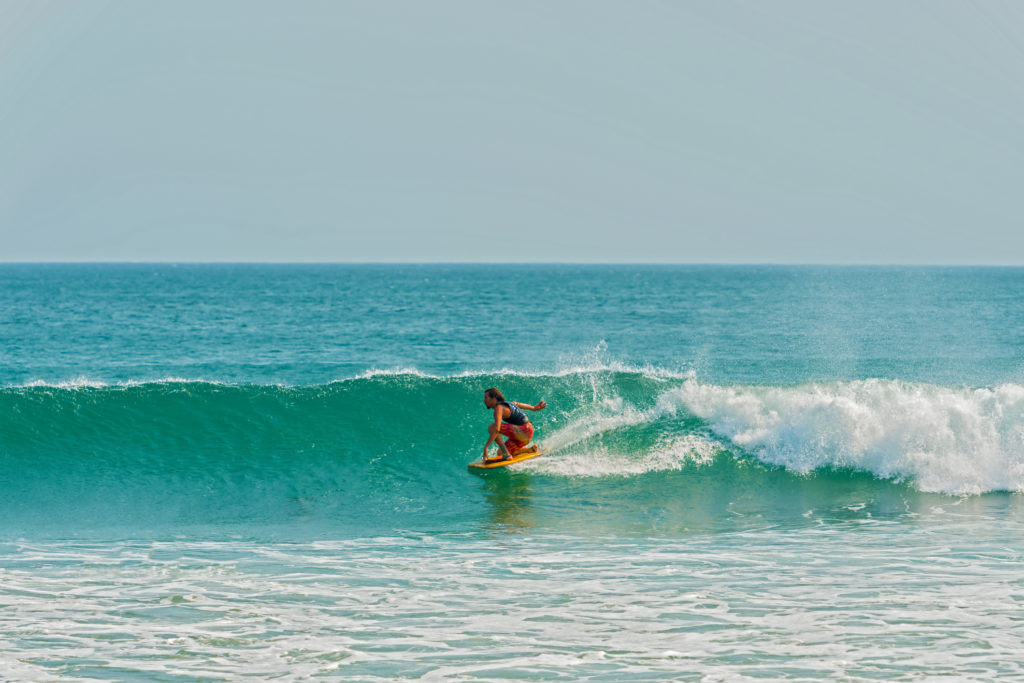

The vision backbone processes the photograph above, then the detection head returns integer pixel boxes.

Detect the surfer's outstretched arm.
[515,400,547,411]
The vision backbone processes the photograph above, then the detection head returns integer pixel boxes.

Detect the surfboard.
[468,445,543,470]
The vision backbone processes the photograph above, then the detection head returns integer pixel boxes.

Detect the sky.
[1,1,1023,264]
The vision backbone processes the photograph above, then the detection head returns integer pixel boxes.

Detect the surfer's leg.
[513,423,535,454]
[500,423,534,455]
[497,423,522,455]
[489,423,511,456]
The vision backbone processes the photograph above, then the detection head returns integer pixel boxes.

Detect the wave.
[665,378,1024,495]
[2,369,1024,531]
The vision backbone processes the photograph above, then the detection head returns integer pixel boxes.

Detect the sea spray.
[669,377,1024,494]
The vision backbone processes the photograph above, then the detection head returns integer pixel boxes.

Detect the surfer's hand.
[535,400,547,410]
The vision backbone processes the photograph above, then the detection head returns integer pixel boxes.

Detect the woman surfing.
[482,387,547,461]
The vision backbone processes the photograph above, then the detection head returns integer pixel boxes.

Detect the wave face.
[3,369,1024,535]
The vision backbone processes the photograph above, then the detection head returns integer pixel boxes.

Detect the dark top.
[499,400,529,426]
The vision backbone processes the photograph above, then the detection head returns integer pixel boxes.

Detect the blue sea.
[3,264,1024,680]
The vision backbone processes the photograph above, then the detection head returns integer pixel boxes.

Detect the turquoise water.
[3,264,1024,680]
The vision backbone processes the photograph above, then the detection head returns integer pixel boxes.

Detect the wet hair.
[484,387,505,402]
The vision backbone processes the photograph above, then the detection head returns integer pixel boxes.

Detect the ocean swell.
[2,371,1024,503]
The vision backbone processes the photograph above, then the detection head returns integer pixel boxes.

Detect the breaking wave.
[3,366,1023,533]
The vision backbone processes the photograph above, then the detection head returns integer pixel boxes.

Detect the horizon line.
[2,261,1024,268]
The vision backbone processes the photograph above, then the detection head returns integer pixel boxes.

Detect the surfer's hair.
[485,387,505,402]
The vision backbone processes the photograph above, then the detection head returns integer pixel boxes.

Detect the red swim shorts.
[499,422,534,454]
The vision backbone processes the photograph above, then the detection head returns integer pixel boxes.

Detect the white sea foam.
[528,374,1024,494]
[22,376,111,389]
[13,343,687,388]
[530,434,721,477]
[351,366,444,380]
[352,341,692,381]
[529,377,722,477]
[3,533,1024,680]
[14,376,222,389]
[669,378,1024,495]
[350,361,688,382]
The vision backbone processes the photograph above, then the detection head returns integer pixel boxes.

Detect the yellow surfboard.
[468,445,544,470]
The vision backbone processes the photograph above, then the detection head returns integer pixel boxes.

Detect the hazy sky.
[2,1,1023,263]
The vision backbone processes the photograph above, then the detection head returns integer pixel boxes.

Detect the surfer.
[483,387,546,460]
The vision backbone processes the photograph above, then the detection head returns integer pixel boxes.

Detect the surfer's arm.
[484,407,505,457]
[515,400,547,411]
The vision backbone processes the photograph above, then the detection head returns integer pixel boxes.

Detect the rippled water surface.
[3,265,1024,680]
[5,517,1024,681]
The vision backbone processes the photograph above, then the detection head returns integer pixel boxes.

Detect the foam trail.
[530,434,722,477]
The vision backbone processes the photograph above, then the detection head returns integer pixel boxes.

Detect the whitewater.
[3,264,1024,680]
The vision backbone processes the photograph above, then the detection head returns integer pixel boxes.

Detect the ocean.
[3,264,1024,680]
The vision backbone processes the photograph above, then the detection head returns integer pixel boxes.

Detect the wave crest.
[669,378,1024,495]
